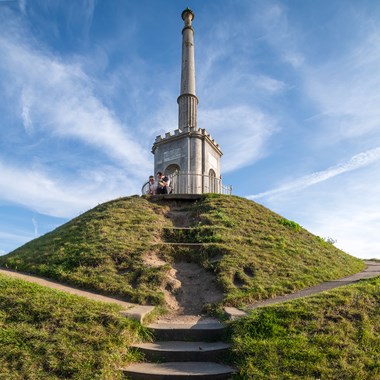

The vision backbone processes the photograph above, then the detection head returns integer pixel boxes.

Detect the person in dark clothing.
[156,172,170,194]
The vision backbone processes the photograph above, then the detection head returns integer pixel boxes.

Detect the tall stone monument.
[152,9,228,194]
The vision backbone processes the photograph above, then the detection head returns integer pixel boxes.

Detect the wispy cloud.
[21,88,33,134]
[303,29,380,143]
[0,229,36,255]
[265,160,380,260]
[0,25,151,172]
[31,217,38,236]
[200,105,278,172]
[249,146,380,200]
[0,3,160,220]
[191,2,288,172]
[0,161,141,218]
[18,0,25,14]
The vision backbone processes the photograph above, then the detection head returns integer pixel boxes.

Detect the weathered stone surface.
[120,305,155,324]
[223,307,247,320]
[131,341,230,362]
[122,361,234,379]
[151,7,223,193]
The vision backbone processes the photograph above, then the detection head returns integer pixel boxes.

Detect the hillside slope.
[230,274,380,379]
[0,274,148,380]
[0,196,172,305]
[0,194,364,309]
[176,194,365,306]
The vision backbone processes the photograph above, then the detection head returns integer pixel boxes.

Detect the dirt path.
[246,260,380,310]
[1,261,379,322]
[154,202,224,320]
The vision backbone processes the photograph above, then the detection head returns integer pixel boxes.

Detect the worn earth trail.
[1,261,379,321]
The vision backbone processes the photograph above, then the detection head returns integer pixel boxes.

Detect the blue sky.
[1,0,380,260]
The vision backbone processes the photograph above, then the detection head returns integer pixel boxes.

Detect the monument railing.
[141,172,232,195]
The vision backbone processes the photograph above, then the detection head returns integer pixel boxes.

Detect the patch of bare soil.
[143,251,180,310]
[143,251,223,317]
[146,201,224,322]
[143,251,167,267]
[165,208,192,227]
[169,261,224,315]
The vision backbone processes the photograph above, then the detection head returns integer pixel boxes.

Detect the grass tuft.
[230,276,380,379]
[0,274,149,380]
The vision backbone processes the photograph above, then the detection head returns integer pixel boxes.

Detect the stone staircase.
[122,196,235,379]
[122,318,235,379]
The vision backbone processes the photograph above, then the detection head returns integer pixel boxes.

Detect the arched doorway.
[209,169,216,193]
[165,164,180,176]
[165,164,181,194]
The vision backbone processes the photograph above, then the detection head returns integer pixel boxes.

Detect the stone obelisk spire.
[178,8,198,132]
[151,8,228,195]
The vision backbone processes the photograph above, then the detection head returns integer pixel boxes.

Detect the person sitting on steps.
[156,172,170,194]
[146,175,157,195]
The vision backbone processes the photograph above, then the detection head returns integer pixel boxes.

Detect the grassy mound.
[0,274,149,380]
[181,194,365,306]
[0,196,172,305]
[0,194,364,308]
[230,274,380,379]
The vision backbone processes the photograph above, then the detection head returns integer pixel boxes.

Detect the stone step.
[162,227,225,233]
[223,307,247,320]
[148,320,226,342]
[159,242,206,247]
[163,227,195,230]
[131,341,230,362]
[162,227,224,244]
[121,361,234,379]
[120,305,155,324]
[154,194,204,201]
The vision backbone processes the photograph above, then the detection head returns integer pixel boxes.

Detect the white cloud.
[18,0,25,14]
[249,146,380,200]
[249,152,380,260]
[0,228,37,255]
[255,75,287,93]
[311,209,380,260]
[283,52,304,68]
[237,5,380,261]
[252,2,305,69]
[303,30,380,143]
[21,88,34,134]
[288,167,380,260]
[31,217,38,236]
[200,105,278,172]
[0,161,142,218]
[0,33,151,172]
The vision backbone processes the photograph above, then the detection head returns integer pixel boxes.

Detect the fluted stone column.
[178,8,198,131]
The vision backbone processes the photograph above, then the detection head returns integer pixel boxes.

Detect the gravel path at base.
[0,268,135,310]
[247,260,380,310]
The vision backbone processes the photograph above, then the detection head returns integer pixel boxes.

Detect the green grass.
[230,275,380,379]
[0,196,172,305]
[175,194,365,307]
[0,194,365,309]
[0,274,150,380]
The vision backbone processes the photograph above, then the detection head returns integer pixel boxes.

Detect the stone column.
[178,8,198,131]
